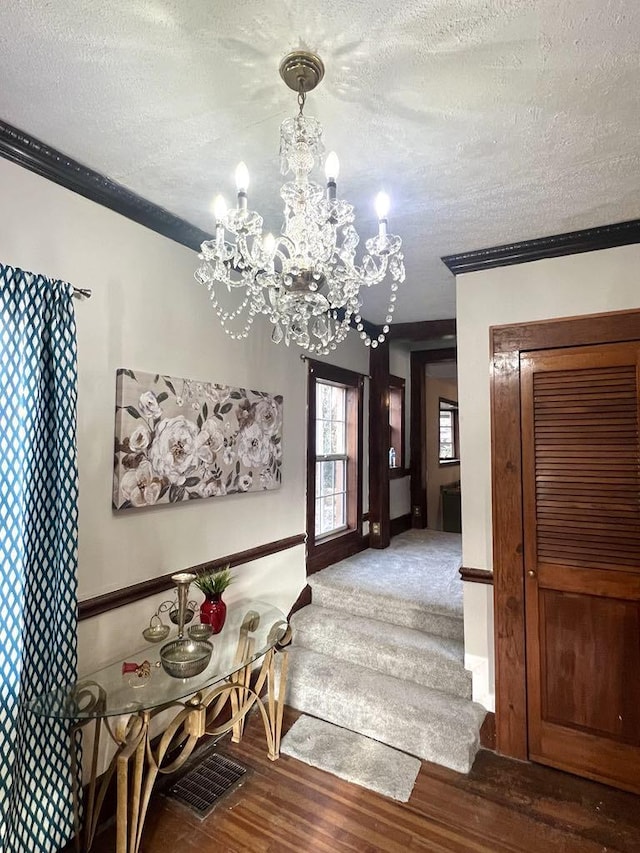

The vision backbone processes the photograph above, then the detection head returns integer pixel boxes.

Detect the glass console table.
[28,599,290,853]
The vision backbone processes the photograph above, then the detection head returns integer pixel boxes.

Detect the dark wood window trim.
[490,307,640,761]
[306,360,365,574]
[389,374,407,478]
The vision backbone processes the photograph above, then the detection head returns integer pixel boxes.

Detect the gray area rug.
[281,715,421,802]
[286,528,487,774]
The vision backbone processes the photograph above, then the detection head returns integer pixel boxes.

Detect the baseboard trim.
[79,533,306,620]
[465,653,495,713]
[390,513,412,537]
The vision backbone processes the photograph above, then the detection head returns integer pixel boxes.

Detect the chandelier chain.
[297,79,306,115]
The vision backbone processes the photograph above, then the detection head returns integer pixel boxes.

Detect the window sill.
[439,459,460,467]
[389,466,409,480]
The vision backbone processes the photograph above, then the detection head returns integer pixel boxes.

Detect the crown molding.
[0,118,211,251]
[441,218,640,275]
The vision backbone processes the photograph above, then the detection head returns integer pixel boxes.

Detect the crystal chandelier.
[195,51,405,355]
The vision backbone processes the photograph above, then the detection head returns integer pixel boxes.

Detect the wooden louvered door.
[520,341,640,794]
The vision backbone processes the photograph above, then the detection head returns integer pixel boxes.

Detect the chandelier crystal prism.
[195,50,405,354]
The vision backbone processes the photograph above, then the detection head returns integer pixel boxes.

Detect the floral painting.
[113,369,283,510]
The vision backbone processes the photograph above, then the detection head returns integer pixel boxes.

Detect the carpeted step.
[281,714,421,802]
[285,646,486,774]
[309,530,464,640]
[290,605,472,700]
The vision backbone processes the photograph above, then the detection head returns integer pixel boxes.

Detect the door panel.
[521,341,640,793]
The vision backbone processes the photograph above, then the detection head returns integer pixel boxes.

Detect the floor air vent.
[167,752,247,818]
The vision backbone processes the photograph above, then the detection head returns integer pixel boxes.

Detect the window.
[439,397,459,464]
[315,382,348,536]
[388,375,405,477]
[307,361,364,572]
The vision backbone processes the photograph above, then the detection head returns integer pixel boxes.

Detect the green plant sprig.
[194,566,234,597]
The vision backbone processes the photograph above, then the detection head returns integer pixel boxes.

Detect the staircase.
[285,530,487,774]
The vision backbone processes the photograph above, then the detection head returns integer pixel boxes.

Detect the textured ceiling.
[1,1,639,323]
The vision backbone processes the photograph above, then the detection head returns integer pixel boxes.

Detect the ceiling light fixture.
[195,50,405,354]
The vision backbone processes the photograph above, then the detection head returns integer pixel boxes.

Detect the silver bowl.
[159,638,213,679]
[142,622,170,643]
[188,623,213,641]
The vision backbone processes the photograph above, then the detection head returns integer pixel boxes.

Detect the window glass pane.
[439,410,454,459]
[315,493,346,536]
[316,418,331,456]
[315,382,346,456]
[331,385,346,420]
[317,383,332,420]
[316,460,346,498]
[330,420,346,455]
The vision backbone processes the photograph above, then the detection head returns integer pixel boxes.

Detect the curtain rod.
[72,287,92,299]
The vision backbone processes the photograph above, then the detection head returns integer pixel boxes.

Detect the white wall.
[0,157,366,677]
[457,243,640,709]
[425,376,459,530]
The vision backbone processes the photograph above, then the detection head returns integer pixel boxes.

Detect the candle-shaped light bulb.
[325,151,339,202]
[212,194,228,223]
[212,195,227,248]
[235,161,249,211]
[325,151,340,182]
[235,161,250,193]
[263,232,276,259]
[375,191,390,220]
[375,191,390,239]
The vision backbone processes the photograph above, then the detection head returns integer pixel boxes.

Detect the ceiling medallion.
[195,50,405,354]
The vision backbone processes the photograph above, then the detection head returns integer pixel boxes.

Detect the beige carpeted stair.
[285,529,487,775]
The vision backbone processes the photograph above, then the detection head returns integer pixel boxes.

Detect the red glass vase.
[200,593,227,634]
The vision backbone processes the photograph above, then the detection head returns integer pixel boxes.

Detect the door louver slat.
[533,365,639,571]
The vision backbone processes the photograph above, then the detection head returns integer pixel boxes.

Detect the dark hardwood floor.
[86,708,640,852]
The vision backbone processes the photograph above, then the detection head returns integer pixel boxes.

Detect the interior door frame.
[490,307,640,759]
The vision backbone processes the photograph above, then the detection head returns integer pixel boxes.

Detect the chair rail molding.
[78,533,306,620]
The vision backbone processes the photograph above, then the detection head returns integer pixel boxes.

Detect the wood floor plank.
[83,707,640,853]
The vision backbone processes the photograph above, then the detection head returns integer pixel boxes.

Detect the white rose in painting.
[148,416,199,484]
[198,478,226,498]
[139,391,162,420]
[121,461,161,507]
[260,469,275,490]
[129,423,151,452]
[222,444,235,466]
[207,383,231,407]
[254,397,281,436]
[237,422,271,468]
[196,419,225,465]
[238,473,253,492]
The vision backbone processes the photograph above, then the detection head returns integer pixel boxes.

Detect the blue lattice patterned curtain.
[0,262,79,852]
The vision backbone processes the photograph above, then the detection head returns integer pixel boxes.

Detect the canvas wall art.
[113,369,283,510]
